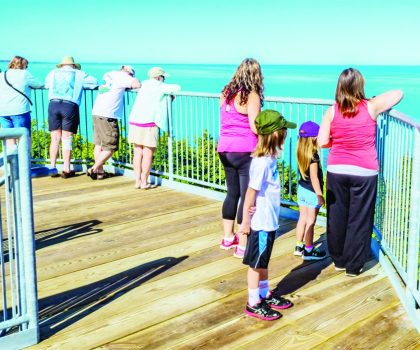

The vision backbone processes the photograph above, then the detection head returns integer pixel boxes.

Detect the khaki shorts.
[128,125,158,148]
[93,115,119,151]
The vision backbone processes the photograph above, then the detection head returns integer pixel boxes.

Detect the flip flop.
[97,172,110,180]
[140,183,158,190]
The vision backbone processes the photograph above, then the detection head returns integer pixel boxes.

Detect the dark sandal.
[97,172,110,180]
[87,168,97,180]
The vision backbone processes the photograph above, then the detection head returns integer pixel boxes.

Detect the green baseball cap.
[255,109,296,135]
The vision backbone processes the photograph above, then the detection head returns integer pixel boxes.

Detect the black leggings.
[218,152,252,224]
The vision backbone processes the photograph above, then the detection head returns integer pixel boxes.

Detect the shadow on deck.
[27,174,420,350]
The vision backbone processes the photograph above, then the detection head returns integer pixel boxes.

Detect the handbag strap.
[3,70,33,106]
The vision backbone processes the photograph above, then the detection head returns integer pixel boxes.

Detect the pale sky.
[1,0,419,65]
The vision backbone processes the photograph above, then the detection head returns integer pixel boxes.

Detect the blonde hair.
[297,136,319,180]
[253,129,287,157]
[335,68,366,118]
[8,56,28,70]
[222,58,264,106]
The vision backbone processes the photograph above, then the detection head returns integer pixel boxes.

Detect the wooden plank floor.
[25,174,420,350]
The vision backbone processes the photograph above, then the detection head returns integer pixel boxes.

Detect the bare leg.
[140,146,155,187]
[92,144,112,173]
[296,205,308,243]
[133,144,143,188]
[303,207,319,247]
[248,268,265,289]
[49,130,62,168]
[222,219,235,239]
[61,131,73,173]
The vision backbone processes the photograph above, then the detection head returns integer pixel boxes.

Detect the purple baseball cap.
[299,121,320,138]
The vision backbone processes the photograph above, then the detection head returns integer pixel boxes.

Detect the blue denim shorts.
[297,185,321,209]
[0,112,31,132]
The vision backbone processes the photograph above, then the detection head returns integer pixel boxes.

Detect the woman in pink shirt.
[318,68,403,276]
[217,58,264,258]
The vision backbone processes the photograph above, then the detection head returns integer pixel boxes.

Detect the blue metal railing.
[0,128,39,349]
[1,88,418,348]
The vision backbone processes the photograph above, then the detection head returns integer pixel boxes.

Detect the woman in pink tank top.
[217,58,264,258]
[318,68,403,276]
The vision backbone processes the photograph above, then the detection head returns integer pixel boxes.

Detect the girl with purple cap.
[295,121,327,260]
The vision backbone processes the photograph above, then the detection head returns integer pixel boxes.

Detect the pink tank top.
[217,100,257,152]
[328,101,378,170]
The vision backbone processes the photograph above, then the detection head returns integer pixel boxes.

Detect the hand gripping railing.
[0,128,39,349]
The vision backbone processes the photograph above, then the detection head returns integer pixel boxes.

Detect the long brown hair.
[253,129,287,157]
[297,137,318,180]
[8,56,28,70]
[222,58,264,106]
[335,68,366,118]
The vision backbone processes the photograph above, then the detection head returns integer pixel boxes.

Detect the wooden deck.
[26,174,420,350]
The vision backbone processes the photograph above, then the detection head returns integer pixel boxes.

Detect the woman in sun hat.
[128,67,181,189]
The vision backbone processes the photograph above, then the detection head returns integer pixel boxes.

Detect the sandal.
[61,170,76,179]
[140,183,158,190]
[97,172,110,180]
[87,168,97,180]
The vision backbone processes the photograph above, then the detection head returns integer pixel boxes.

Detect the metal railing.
[0,128,39,349]
[374,110,420,331]
[2,88,418,348]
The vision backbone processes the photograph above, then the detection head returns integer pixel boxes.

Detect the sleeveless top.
[328,101,378,171]
[217,99,258,153]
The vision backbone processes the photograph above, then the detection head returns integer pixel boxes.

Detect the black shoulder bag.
[3,70,33,106]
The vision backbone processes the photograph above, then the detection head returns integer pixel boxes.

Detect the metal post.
[167,95,174,182]
[17,129,39,341]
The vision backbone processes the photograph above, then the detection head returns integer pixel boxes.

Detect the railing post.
[407,127,420,310]
[18,129,39,340]
[167,95,174,182]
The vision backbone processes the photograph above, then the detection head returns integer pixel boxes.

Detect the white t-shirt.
[249,155,281,232]
[45,66,97,106]
[0,69,43,116]
[92,71,135,119]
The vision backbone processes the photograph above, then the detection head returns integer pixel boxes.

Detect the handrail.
[3,87,417,350]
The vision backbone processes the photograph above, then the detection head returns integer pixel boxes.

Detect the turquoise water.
[2,61,419,122]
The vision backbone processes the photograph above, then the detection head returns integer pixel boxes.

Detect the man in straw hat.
[44,56,97,178]
[87,65,141,180]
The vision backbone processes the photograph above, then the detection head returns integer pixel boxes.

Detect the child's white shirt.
[248,155,280,232]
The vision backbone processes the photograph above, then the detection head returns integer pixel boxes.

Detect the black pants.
[326,172,378,271]
[218,152,252,224]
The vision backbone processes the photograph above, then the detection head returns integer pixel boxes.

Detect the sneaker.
[334,265,346,271]
[346,268,363,277]
[220,234,239,250]
[244,300,282,321]
[263,292,293,310]
[233,245,245,258]
[294,245,305,256]
[302,247,327,260]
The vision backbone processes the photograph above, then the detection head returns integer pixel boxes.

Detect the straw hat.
[57,56,81,69]
[148,67,169,79]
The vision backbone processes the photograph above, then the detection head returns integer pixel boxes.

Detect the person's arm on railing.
[369,90,404,118]
[26,71,43,88]
[318,106,333,148]
[131,78,141,89]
